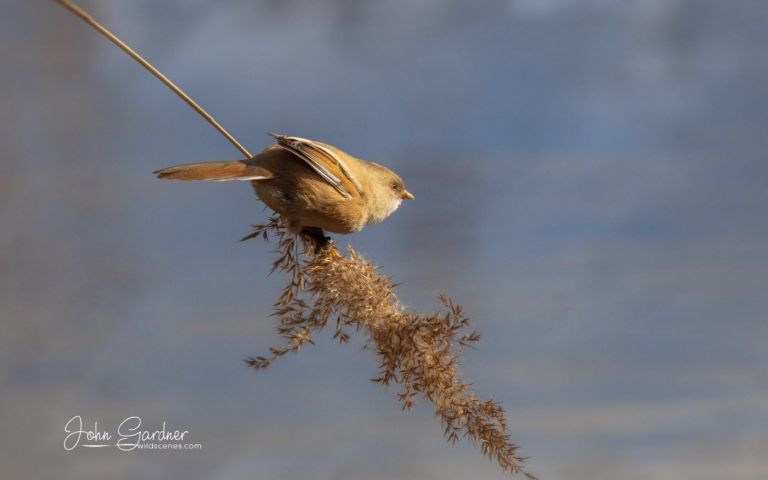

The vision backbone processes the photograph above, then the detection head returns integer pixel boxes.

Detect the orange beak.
[401,190,415,200]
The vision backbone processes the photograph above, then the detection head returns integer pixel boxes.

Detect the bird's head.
[366,162,414,225]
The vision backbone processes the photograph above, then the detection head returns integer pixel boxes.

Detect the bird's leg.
[300,227,332,252]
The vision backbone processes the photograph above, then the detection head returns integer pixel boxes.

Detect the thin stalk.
[54,0,253,158]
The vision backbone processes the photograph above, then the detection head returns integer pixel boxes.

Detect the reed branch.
[54,0,253,158]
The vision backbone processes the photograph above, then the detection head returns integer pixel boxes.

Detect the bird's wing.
[268,133,362,199]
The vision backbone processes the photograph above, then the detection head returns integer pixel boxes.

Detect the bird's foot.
[300,227,332,252]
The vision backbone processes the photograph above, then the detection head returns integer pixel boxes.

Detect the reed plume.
[244,217,534,478]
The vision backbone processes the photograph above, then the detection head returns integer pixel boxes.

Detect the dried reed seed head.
[243,215,534,478]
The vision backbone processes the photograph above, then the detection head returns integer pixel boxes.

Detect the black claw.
[300,227,331,250]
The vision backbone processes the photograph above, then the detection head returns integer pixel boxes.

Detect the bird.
[153,134,414,235]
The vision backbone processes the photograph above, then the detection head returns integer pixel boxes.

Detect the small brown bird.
[154,134,414,234]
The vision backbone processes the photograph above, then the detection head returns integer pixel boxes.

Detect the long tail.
[153,161,272,181]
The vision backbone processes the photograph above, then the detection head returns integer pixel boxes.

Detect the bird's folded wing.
[268,133,362,199]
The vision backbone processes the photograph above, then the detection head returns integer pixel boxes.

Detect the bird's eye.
[391,183,400,191]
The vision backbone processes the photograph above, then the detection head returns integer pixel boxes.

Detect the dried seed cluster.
[244,215,533,477]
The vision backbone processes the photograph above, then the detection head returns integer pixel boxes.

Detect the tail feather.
[153,161,273,181]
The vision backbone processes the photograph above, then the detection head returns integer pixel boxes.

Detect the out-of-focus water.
[2,1,767,478]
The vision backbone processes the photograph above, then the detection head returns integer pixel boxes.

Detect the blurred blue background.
[2,1,767,478]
